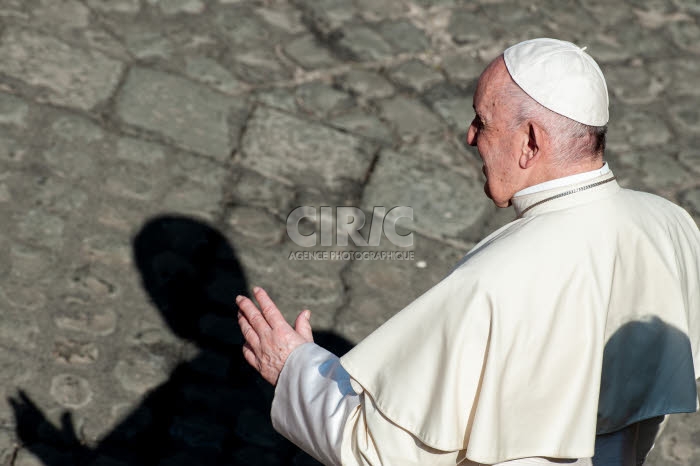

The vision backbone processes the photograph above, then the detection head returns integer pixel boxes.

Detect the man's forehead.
[473,57,509,114]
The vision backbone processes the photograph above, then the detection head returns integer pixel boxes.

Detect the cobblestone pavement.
[0,0,698,465]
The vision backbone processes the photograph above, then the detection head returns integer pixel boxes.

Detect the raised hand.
[236,286,313,386]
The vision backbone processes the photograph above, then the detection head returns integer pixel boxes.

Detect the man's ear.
[519,123,542,169]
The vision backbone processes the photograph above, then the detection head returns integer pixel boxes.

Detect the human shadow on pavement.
[10,214,354,465]
[594,316,697,465]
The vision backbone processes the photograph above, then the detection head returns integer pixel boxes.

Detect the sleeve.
[271,342,360,466]
[271,343,466,466]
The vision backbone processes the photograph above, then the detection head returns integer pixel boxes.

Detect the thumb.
[294,310,314,343]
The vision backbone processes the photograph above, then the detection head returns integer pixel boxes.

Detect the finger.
[236,295,270,333]
[253,286,288,329]
[242,342,258,368]
[294,310,314,343]
[237,311,260,349]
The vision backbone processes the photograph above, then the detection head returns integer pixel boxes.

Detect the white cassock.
[271,164,700,466]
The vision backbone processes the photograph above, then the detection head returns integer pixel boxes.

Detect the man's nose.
[466,123,477,146]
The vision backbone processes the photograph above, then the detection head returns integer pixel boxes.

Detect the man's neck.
[515,161,609,197]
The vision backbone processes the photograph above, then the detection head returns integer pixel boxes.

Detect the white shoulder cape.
[340,174,700,464]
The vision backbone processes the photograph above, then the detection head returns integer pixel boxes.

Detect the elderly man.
[236,38,700,466]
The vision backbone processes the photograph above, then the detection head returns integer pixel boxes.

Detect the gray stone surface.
[0,28,124,111]
[0,1,698,464]
[294,82,354,117]
[377,20,431,54]
[240,106,376,192]
[338,25,394,60]
[361,149,490,242]
[337,69,395,99]
[378,95,444,137]
[284,35,339,70]
[388,59,444,92]
[117,67,248,161]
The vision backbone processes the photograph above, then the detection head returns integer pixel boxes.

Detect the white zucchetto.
[503,38,609,126]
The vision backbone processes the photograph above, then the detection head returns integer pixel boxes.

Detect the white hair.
[503,80,607,165]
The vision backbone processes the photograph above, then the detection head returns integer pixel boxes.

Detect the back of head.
[502,38,609,163]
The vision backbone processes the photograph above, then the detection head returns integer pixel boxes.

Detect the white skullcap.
[503,38,609,126]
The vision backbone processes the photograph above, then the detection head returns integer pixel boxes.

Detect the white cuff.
[271,342,360,466]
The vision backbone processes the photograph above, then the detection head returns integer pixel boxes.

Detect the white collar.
[514,162,610,197]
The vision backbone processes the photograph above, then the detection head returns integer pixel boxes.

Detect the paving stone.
[30,0,90,31]
[0,28,124,111]
[431,95,472,129]
[377,19,431,53]
[9,244,55,281]
[674,0,700,15]
[116,67,248,161]
[615,152,697,194]
[412,0,457,6]
[680,188,700,215]
[400,132,478,175]
[678,148,700,174]
[285,35,339,70]
[157,0,205,15]
[335,233,467,342]
[0,0,27,20]
[0,132,29,164]
[650,59,700,97]
[50,373,93,408]
[0,429,16,465]
[629,0,678,13]
[669,100,700,134]
[647,410,700,465]
[441,53,485,86]
[607,108,672,152]
[121,26,174,60]
[614,23,674,60]
[361,149,491,242]
[53,338,100,365]
[54,297,118,336]
[236,243,346,328]
[538,1,600,35]
[225,206,286,245]
[87,0,142,13]
[15,210,65,250]
[378,96,444,137]
[0,305,40,351]
[337,69,395,99]
[255,6,306,34]
[330,109,394,145]
[293,0,357,36]
[232,49,292,83]
[228,165,296,214]
[388,59,443,92]
[53,114,106,144]
[115,136,165,166]
[113,347,169,394]
[448,9,498,46]
[355,0,407,20]
[0,93,29,126]
[338,25,394,60]
[579,0,636,27]
[183,56,246,95]
[295,82,354,117]
[213,5,282,49]
[605,63,670,105]
[240,107,376,192]
[255,88,298,112]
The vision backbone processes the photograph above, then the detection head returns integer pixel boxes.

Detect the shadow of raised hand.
[9,390,89,465]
